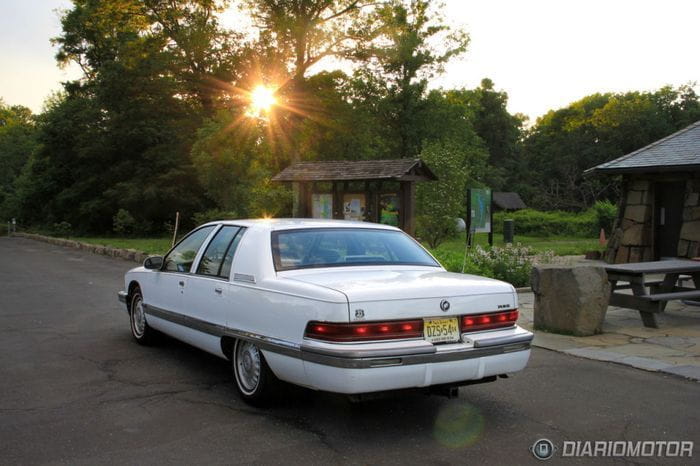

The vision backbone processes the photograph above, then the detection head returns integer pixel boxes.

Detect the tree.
[416,141,471,248]
[468,78,525,190]
[0,101,39,219]
[355,0,469,158]
[520,85,700,210]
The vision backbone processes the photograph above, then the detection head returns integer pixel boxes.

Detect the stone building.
[586,120,700,263]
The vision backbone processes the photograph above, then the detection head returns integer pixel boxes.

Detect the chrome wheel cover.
[235,341,261,394]
[131,295,146,338]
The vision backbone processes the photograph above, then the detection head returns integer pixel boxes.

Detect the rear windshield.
[271,228,440,271]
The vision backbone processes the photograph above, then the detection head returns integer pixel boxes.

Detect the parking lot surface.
[1,237,698,464]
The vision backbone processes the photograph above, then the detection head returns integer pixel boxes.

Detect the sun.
[249,85,277,114]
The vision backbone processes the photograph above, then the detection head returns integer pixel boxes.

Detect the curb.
[13,232,149,265]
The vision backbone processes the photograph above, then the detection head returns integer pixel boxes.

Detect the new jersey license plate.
[423,317,460,344]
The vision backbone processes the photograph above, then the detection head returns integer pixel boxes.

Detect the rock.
[629,179,650,191]
[584,251,601,260]
[614,245,629,264]
[685,192,699,207]
[626,190,643,205]
[623,205,650,223]
[531,266,611,336]
[628,247,642,263]
[621,223,650,245]
[680,220,700,242]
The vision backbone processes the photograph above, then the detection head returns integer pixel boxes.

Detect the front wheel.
[232,339,277,405]
[129,286,156,345]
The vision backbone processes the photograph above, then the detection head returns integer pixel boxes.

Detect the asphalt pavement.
[1,236,698,465]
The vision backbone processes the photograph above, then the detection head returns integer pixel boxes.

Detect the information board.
[468,188,492,234]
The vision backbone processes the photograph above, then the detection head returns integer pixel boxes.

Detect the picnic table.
[604,259,700,328]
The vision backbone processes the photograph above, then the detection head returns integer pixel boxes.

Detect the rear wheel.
[232,339,277,405]
[129,286,156,345]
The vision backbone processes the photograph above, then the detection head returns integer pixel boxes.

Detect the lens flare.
[433,401,485,448]
[248,85,277,116]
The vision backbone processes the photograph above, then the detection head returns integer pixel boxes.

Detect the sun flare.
[249,85,277,115]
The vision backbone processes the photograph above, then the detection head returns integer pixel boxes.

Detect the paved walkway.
[518,290,700,381]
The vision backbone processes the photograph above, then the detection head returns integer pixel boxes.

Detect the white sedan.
[117,219,533,404]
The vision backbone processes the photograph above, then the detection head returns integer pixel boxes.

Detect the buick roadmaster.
[117,219,533,404]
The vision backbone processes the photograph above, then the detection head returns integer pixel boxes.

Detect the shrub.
[469,244,534,287]
[431,243,541,287]
[493,205,618,238]
[415,142,470,248]
[52,221,72,237]
[417,214,457,249]
[592,200,617,234]
[113,209,136,236]
[191,209,238,226]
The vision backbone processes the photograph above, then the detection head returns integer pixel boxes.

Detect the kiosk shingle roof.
[272,159,437,181]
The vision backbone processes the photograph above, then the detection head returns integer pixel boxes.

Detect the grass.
[428,232,602,257]
[58,232,600,259]
[73,236,172,255]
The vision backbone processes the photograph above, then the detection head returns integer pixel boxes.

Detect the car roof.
[202,218,401,232]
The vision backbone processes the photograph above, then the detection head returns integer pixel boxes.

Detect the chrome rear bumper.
[299,327,533,369]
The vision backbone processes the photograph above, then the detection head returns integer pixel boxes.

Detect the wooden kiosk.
[272,159,437,236]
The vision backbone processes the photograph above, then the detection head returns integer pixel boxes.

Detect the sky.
[1,0,698,121]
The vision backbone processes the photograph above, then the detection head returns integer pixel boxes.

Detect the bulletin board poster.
[379,193,400,226]
[343,194,366,221]
[469,188,492,233]
[312,193,333,219]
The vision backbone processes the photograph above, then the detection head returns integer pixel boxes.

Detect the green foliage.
[592,200,618,233]
[192,209,239,227]
[521,85,700,210]
[469,245,535,287]
[0,100,39,219]
[416,141,473,248]
[51,221,73,238]
[431,243,540,287]
[113,209,136,236]
[493,209,599,237]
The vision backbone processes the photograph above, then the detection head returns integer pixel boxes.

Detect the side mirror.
[144,256,164,270]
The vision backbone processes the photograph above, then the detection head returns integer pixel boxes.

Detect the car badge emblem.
[354,309,365,319]
[440,300,450,312]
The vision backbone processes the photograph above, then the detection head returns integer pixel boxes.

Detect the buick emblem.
[439,300,450,312]
[354,309,365,319]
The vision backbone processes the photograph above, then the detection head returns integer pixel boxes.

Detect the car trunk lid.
[282,267,517,322]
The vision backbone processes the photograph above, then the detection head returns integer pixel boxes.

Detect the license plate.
[423,317,460,344]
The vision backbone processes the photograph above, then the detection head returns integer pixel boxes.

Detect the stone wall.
[678,178,700,258]
[605,174,700,263]
[605,178,653,263]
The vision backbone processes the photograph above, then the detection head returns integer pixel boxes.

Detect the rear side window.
[196,226,245,278]
[163,226,216,273]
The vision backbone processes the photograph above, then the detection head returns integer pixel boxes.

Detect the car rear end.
[294,278,533,394]
[272,224,533,395]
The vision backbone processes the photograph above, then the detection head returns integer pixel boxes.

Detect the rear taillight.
[461,310,518,332]
[305,320,424,342]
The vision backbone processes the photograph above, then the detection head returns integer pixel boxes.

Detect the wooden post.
[466,189,472,247]
[171,211,180,247]
[488,189,494,246]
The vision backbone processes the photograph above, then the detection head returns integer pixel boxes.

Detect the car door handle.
[214,287,223,294]
[178,281,185,287]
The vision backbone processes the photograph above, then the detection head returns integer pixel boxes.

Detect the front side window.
[163,226,216,273]
[196,226,243,278]
[271,228,440,271]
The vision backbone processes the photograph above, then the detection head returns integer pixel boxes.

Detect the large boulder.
[531,266,611,336]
